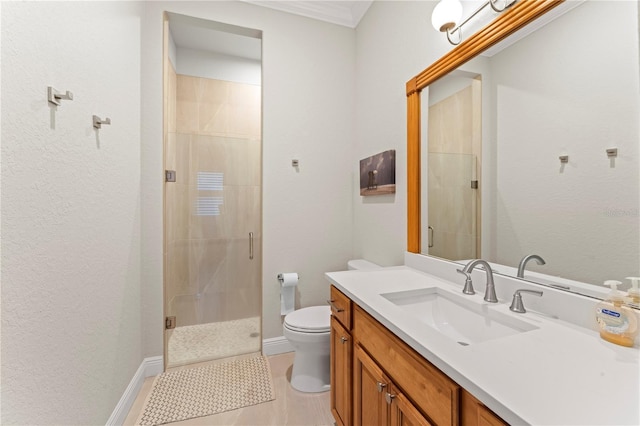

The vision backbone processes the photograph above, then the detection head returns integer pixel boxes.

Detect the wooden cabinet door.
[388,384,433,426]
[354,344,390,426]
[354,306,460,426]
[331,316,352,426]
[477,407,508,426]
[461,390,508,426]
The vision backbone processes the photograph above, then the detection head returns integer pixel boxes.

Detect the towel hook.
[48,86,73,106]
[93,115,111,129]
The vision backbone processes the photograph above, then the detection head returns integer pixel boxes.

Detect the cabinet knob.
[340,336,348,344]
[327,299,345,313]
[376,381,387,393]
[385,392,396,404]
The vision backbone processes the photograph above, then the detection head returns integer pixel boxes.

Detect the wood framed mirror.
[407,0,640,301]
[406,0,564,253]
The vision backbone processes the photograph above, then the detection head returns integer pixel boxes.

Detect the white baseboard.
[106,356,163,426]
[262,336,294,356]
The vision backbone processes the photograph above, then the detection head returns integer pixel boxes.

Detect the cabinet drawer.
[354,306,460,426]
[329,286,352,329]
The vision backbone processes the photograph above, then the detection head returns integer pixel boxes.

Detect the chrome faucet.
[457,259,498,303]
[510,289,543,313]
[517,254,546,278]
[456,268,475,295]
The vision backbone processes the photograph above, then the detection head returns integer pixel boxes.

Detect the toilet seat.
[284,305,330,333]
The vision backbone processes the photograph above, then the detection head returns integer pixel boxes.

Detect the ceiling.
[242,1,373,28]
[169,13,263,60]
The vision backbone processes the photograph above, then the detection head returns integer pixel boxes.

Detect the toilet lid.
[284,305,331,332]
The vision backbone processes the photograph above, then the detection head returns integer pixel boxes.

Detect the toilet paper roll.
[280,272,298,315]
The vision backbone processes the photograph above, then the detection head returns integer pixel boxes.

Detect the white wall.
[1,2,143,424]
[168,29,178,69]
[353,1,454,266]
[142,1,357,345]
[176,47,261,85]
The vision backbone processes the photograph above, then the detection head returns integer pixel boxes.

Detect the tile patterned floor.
[124,352,334,425]
[167,318,261,368]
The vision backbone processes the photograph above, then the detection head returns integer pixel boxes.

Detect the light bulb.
[431,0,463,32]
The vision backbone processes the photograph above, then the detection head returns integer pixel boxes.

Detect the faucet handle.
[456,269,475,295]
[510,289,543,313]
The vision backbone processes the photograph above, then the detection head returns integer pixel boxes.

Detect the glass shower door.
[427,152,477,261]
[164,71,262,369]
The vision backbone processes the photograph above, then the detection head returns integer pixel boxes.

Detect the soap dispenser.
[626,277,640,305]
[595,280,638,347]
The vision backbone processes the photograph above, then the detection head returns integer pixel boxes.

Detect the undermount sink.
[381,287,538,346]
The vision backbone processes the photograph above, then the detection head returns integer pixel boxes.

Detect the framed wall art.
[359,150,396,196]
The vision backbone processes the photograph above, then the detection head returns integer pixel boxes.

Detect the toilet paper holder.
[278,273,300,283]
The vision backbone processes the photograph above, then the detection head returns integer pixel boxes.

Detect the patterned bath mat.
[136,355,275,425]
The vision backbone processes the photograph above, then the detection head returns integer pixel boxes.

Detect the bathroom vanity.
[326,254,640,426]
[329,285,503,426]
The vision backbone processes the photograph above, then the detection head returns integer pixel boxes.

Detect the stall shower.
[163,13,262,368]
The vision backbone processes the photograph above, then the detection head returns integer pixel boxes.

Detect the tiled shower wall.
[165,62,261,327]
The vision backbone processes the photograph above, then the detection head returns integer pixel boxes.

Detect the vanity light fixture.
[431,0,463,39]
[432,0,516,45]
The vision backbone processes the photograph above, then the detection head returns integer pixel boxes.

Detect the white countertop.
[325,265,640,426]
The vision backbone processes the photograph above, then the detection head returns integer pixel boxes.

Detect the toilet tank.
[348,259,381,270]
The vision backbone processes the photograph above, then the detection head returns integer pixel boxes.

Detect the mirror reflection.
[421,1,639,298]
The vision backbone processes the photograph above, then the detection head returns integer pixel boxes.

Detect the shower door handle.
[428,226,434,248]
[249,232,254,260]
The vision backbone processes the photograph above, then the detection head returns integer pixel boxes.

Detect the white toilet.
[283,259,380,392]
